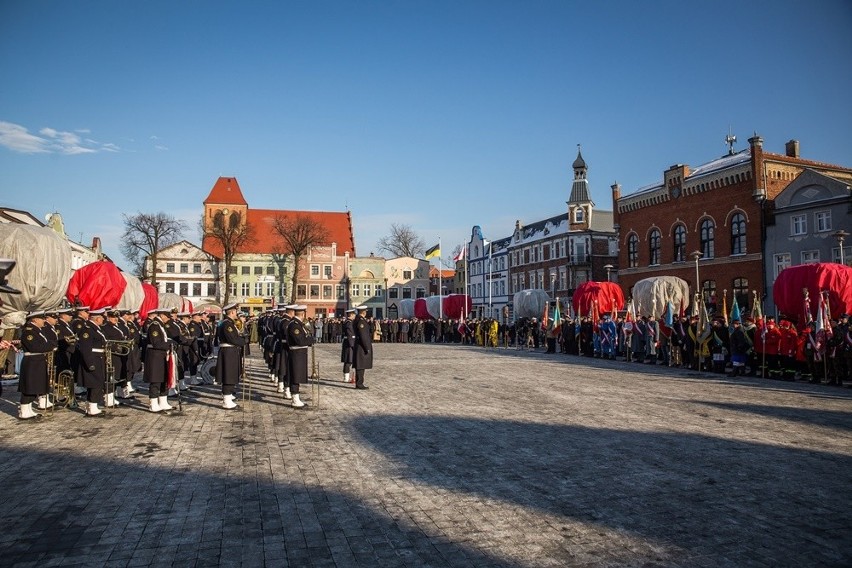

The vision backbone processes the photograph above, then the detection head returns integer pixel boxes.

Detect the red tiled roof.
[203,208,355,257]
[203,177,248,206]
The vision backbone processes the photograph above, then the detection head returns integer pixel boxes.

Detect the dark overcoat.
[341,318,355,364]
[19,322,56,395]
[353,314,373,370]
[215,317,246,385]
[287,318,313,385]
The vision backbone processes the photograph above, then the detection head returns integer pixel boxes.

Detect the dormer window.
[574,208,585,223]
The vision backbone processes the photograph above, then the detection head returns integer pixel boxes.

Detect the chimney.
[785,139,800,158]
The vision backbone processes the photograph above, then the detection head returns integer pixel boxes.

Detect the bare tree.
[270,214,330,303]
[120,212,186,283]
[377,223,426,258]
[201,210,256,304]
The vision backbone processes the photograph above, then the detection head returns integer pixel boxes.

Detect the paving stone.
[0,344,850,567]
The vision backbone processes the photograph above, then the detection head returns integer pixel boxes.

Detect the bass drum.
[199,356,218,384]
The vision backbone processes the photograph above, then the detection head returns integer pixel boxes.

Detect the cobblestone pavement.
[1,343,851,567]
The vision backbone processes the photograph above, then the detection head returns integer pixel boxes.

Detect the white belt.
[219,343,239,347]
[289,346,308,350]
[91,348,105,353]
[23,352,46,357]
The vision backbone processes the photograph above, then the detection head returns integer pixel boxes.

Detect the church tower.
[202,177,249,234]
[567,145,594,231]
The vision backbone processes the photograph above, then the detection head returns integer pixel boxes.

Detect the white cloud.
[154,144,168,151]
[0,120,120,155]
[0,121,50,153]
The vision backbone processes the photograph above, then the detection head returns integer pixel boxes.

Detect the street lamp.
[690,250,703,370]
[690,251,703,299]
[834,229,849,265]
[603,264,613,282]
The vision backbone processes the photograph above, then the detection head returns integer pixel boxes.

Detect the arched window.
[627,234,639,268]
[673,224,687,262]
[733,278,749,311]
[700,219,715,259]
[649,229,661,265]
[731,213,746,255]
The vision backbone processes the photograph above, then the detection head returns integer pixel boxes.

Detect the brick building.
[612,135,852,314]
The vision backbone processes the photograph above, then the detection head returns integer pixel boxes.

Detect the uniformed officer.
[216,303,246,409]
[102,309,128,407]
[353,305,373,390]
[119,310,141,397]
[276,306,294,394]
[143,308,173,412]
[341,307,357,383]
[187,312,205,385]
[286,305,312,407]
[18,311,57,419]
[75,307,108,416]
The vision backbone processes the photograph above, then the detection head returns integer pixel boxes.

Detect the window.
[336,285,345,299]
[179,263,188,273]
[165,282,175,294]
[575,208,584,223]
[402,287,412,299]
[206,283,216,296]
[324,265,332,279]
[193,263,201,273]
[732,278,749,310]
[311,265,320,277]
[802,250,820,264]
[192,283,201,296]
[229,266,237,274]
[364,284,372,297]
[673,225,687,262]
[253,266,261,275]
[241,282,249,296]
[791,215,807,236]
[376,284,383,297]
[323,285,332,298]
[241,266,250,275]
[832,246,852,265]
[352,284,361,297]
[815,211,832,232]
[266,282,275,296]
[228,282,236,297]
[649,229,661,265]
[627,234,639,268]
[310,285,320,298]
[774,253,791,279]
[388,287,399,299]
[297,285,306,298]
[403,270,412,279]
[416,287,426,298]
[166,263,175,273]
[700,219,715,259]
[255,282,263,296]
[266,266,275,275]
[701,280,717,309]
[179,283,188,295]
[731,213,746,255]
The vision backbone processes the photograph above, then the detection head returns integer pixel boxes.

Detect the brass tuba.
[47,350,76,410]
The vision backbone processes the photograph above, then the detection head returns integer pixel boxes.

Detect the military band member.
[286,305,312,407]
[39,310,60,409]
[120,310,141,396]
[165,310,193,393]
[187,312,205,385]
[353,305,373,390]
[101,309,128,407]
[54,308,76,374]
[144,309,172,412]
[18,311,57,419]
[75,307,108,416]
[341,307,357,383]
[216,303,246,409]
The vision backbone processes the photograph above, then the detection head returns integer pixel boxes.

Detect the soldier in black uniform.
[216,303,246,409]
[38,310,60,410]
[187,312,205,385]
[341,307,357,383]
[286,305,312,407]
[276,306,293,395]
[75,307,108,416]
[353,305,373,390]
[119,310,141,396]
[143,309,171,412]
[102,309,129,408]
[18,311,57,420]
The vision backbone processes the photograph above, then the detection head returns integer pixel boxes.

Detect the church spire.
[567,145,593,231]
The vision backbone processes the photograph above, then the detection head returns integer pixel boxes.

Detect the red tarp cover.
[140,282,159,321]
[773,263,852,324]
[442,294,472,319]
[181,297,194,313]
[414,298,430,320]
[572,281,625,317]
[66,261,127,310]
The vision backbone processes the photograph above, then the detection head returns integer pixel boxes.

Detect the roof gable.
[775,168,851,209]
[204,177,248,206]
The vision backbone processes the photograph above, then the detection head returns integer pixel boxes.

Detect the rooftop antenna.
[725,127,737,156]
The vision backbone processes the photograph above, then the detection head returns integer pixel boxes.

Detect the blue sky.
[2,0,851,269]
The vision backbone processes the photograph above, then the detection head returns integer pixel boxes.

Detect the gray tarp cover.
[0,224,72,329]
[631,276,690,317]
[513,289,550,319]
